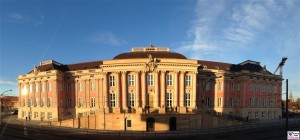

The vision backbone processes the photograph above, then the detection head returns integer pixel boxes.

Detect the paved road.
[0,115,299,140]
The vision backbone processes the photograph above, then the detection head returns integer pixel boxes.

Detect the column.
[135,71,140,107]
[116,72,120,108]
[154,71,159,107]
[141,71,146,107]
[161,71,166,107]
[96,78,100,108]
[174,71,178,107]
[192,72,197,107]
[103,72,108,108]
[179,71,185,107]
[121,71,127,108]
[75,80,78,108]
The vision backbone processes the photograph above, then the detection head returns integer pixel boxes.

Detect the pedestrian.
[26,116,28,121]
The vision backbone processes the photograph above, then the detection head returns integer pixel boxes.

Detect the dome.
[113,47,187,59]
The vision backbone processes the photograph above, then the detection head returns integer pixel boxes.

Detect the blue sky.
[0,0,299,99]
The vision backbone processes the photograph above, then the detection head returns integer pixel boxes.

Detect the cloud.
[0,80,17,86]
[7,12,44,25]
[88,32,127,46]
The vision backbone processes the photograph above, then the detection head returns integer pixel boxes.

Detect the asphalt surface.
[0,115,299,140]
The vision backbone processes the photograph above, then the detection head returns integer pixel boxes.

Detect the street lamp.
[0,89,13,125]
[201,76,221,129]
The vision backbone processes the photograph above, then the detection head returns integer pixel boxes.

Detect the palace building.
[18,46,282,131]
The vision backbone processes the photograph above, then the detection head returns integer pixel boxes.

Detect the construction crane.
[273,57,288,76]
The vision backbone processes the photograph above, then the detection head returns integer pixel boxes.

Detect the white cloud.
[88,32,127,46]
[7,12,44,25]
[0,80,17,86]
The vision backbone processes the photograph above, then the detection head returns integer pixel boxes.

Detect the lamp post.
[201,76,221,129]
[0,89,13,125]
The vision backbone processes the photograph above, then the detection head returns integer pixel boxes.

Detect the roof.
[34,60,103,72]
[113,51,187,59]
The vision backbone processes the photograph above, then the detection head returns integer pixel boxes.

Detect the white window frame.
[47,112,52,120]
[128,93,134,107]
[248,98,252,107]
[67,98,71,107]
[205,97,210,107]
[218,97,222,107]
[109,76,115,87]
[128,75,135,86]
[41,98,45,107]
[91,97,95,107]
[185,93,190,107]
[35,98,38,107]
[91,81,95,91]
[78,82,83,91]
[218,82,222,91]
[78,98,83,107]
[166,93,172,107]
[34,112,39,119]
[273,86,277,93]
[249,83,253,91]
[147,74,154,86]
[47,98,52,107]
[166,74,173,86]
[230,83,234,91]
[110,93,116,108]
[185,75,191,87]
[237,83,241,91]
[67,83,71,91]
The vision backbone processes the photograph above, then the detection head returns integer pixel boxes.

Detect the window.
[268,85,271,93]
[269,99,272,107]
[205,97,210,107]
[67,83,71,91]
[78,82,83,91]
[47,98,52,107]
[67,99,71,107]
[185,75,191,87]
[78,98,83,107]
[263,98,266,107]
[23,99,26,107]
[230,83,234,91]
[34,112,38,119]
[166,93,172,107]
[41,98,45,107]
[147,74,154,86]
[262,84,265,92]
[274,100,277,107]
[48,83,51,92]
[185,93,190,107]
[237,83,241,91]
[42,83,45,92]
[255,112,259,118]
[218,82,222,91]
[110,93,116,107]
[166,74,173,86]
[218,98,222,107]
[41,112,45,119]
[128,93,134,107]
[91,81,95,91]
[256,83,260,92]
[205,81,211,90]
[262,112,265,118]
[59,84,63,91]
[248,98,252,107]
[248,112,252,118]
[273,86,277,93]
[255,98,259,107]
[91,98,95,107]
[28,99,32,107]
[109,76,115,87]
[35,84,39,92]
[30,84,33,93]
[229,98,233,107]
[47,112,52,119]
[127,119,132,127]
[35,99,38,107]
[249,83,253,91]
[128,75,135,86]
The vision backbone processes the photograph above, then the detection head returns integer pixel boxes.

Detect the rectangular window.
[48,83,51,92]
[127,120,132,127]
[218,82,222,91]
[255,112,259,118]
[110,93,116,108]
[248,112,252,118]
[42,83,45,92]
[166,74,173,86]
[256,83,260,92]
[230,83,234,91]
[67,83,71,91]
[237,83,241,91]
[41,112,45,119]
[262,84,265,92]
[185,75,191,87]
[206,97,210,107]
[23,99,26,107]
[30,84,33,93]
[109,76,115,87]
[248,98,252,107]
[205,81,211,90]
[269,99,272,107]
[218,98,222,107]
[147,74,154,86]
[262,112,265,118]
[67,98,71,107]
[166,93,172,107]
[229,98,233,107]
[47,112,52,119]
[28,99,32,107]
[78,82,83,91]
[47,98,52,107]
[78,98,83,107]
[128,75,135,86]
[255,98,259,107]
[91,81,95,91]
[91,97,95,107]
[185,93,190,107]
[34,112,38,119]
[249,83,253,91]
[59,84,63,91]
[274,100,277,107]
[35,99,38,107]
[263,98,266,107]
[128,93,134,107]
[36,84,39,92]
[273,86,277,93]
[41,98,45,107]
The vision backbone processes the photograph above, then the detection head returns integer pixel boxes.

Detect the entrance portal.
[169,117,176,131]
[146,118,155,132]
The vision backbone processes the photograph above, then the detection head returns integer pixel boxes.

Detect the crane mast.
[273,57,287,76]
